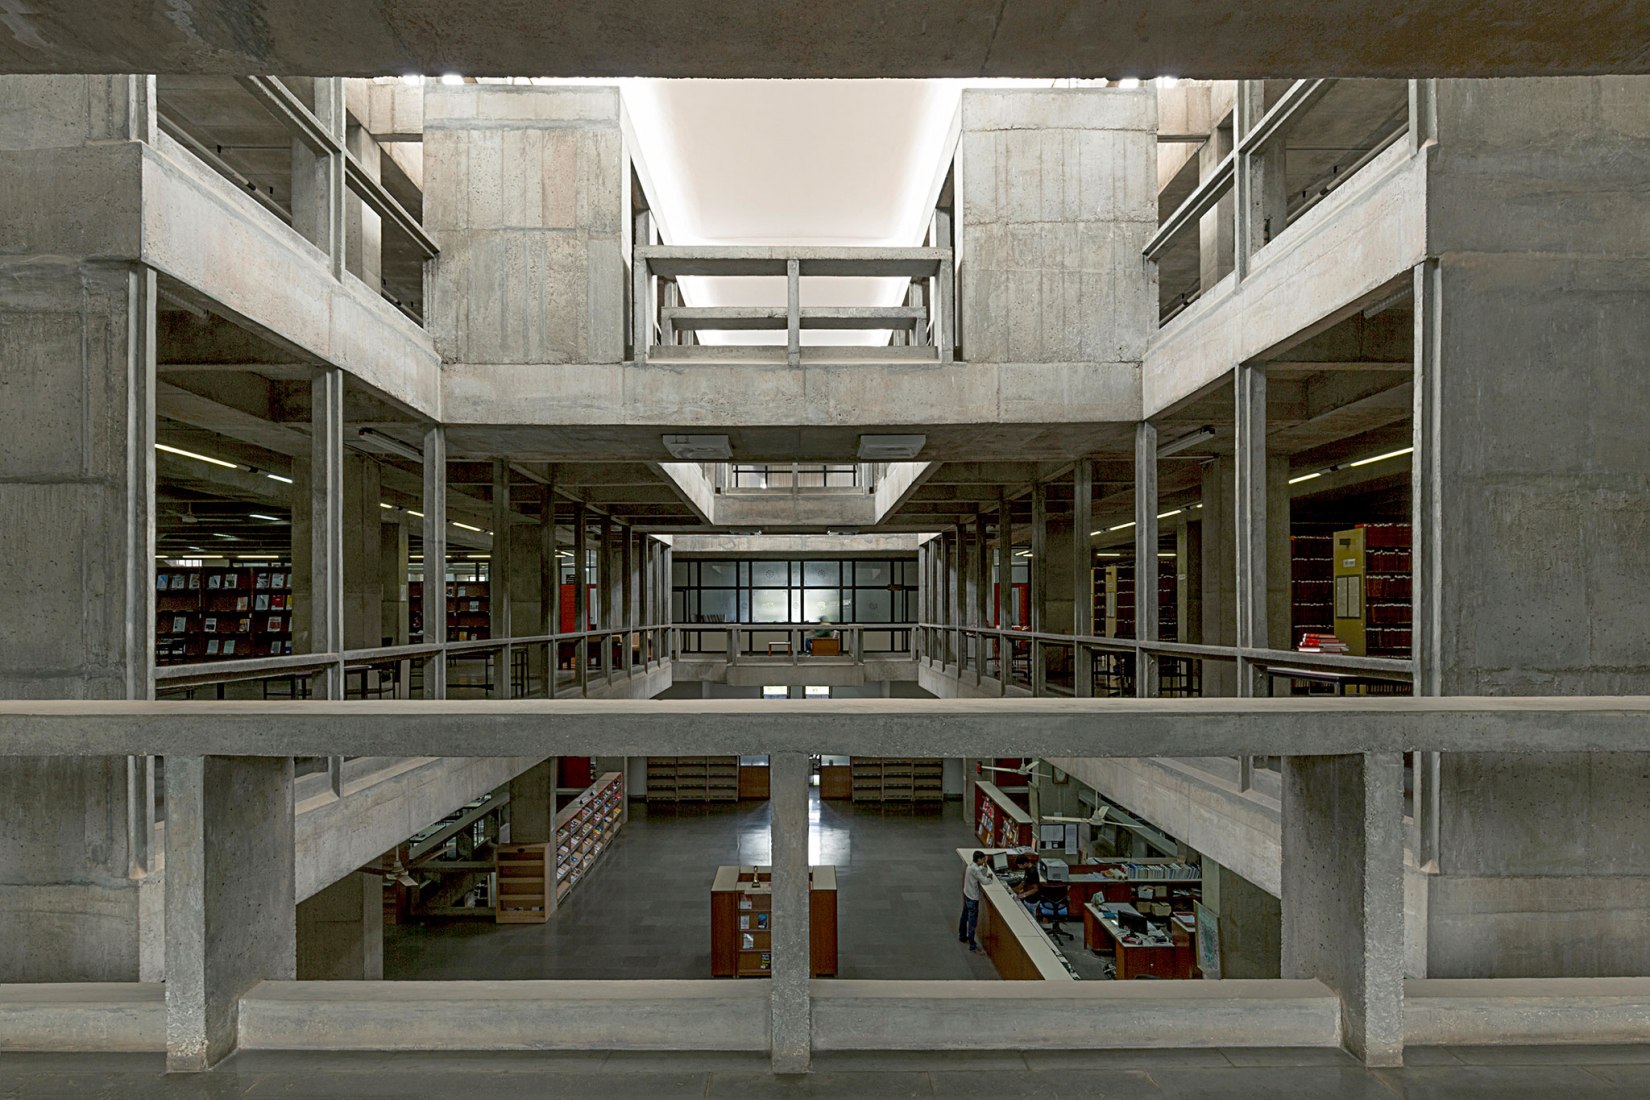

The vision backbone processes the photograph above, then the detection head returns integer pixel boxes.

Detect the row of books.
[155,570,292,591]
[1101,861,1200,880]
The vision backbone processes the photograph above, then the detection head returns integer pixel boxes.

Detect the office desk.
[1085,901,1194,980]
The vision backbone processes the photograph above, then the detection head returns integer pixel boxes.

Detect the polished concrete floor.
[386,791,1106,980]
[7,1047,1650,1097]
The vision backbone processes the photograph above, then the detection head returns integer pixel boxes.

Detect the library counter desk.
[956,849,1077,982]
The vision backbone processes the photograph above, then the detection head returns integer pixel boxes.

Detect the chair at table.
[1032,883,1074,944]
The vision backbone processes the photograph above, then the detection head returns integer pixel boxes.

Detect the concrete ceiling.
[6,2,1648,78]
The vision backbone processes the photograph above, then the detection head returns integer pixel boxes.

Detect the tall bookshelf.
[494,842,552,923]
[1333,524,1412,658]
[410,579,491,642]
[646,756,740,802]
[553,770,624,904]
[849,758,944,803]
[155,565,295,664]
[1291,525,1337,644]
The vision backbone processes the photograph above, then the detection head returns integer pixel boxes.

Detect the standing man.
[959,850,994,953]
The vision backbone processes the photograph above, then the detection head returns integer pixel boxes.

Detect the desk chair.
[1033,884,1073,944]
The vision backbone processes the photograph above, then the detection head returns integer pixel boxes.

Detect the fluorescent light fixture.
[400,74,422,86]
[1097,552,1123,558]
[212,533,238,541]
[1289,471,1323,485]
[452,521,481,532]
[857,433,926,461]
[1158,76,1179,88]
[267,473,293,484]
[1015,550,1032,558]
[408,510,424,518]
[380,502,394,510]
[1108,521,1136,532]
[156,443,237,469]
[248,513,282,522]
[356,427,423,462]
[1157,552,1176,558]
[465,554,491,560]
[441,73,464,85]
[662,434,732,461]
[1118,77,1141,89]
[1349,446,1414,468]
[235,554,279,560]
[1157,426,1216,458]
[1157,509,1181,520]
[557,551,573,559]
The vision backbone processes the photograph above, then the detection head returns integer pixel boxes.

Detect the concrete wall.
[958,89,1156,374]
[424,85,625,368]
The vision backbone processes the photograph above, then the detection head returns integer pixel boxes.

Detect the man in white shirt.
[959,850,994,953]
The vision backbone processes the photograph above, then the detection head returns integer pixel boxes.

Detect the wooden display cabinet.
[710,865,838,978]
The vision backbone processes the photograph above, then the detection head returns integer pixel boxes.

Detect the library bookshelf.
[646,756,740,802]
[709,865,838,978]
[409,579,491,643]
[155,565,294,664]
[552,771,624,904]
[973,780,1034,848]
[849,758,944,803]
[494,842,552,923]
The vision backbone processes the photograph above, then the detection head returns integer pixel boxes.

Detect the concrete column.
[573,503,589,691]
[421,425,447,698]
[0,85,160,980]
[165,755,296,1071]
[297,872,382,980]
[508,755,559,917]
[1031,481,1048,695]
[1135,422,1160,696]
[380,514,410,648]
[290,78,346,278]
[341,452,382,650]
[950,527,965,669]
[1233,362,1266,699]
[343,121,383,292]
[1178,520,1202,645]
[996,492,1012,690]
[1200,857,1282,979]
[1072,458,1095,697]
[1281,753,1404,1066]
[1200,457,1236,696]
[599,515,616,678]
[491,459,513,697]
[769,751,810,1073]
[308,370,344,700]
[973,512,989,682]
[621,524,635,669]
[540,478,558,695]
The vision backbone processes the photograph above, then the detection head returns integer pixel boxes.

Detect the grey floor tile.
[1371,1064,1627,1098]
[1442,1043,1650,1065]
[1217,1046,1360,1066]
[709,1070,933,1098]
[1021,1048,1233,1070]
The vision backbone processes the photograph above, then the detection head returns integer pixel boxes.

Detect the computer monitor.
[990,852,1009,873]
[1115,908,1150,934]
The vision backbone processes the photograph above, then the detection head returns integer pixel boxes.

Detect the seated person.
[1013,854,1042,907]
[802,617,835,655]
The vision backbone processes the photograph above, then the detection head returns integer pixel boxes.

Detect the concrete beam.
[4,696,1650,759]
[6,4,1644,79]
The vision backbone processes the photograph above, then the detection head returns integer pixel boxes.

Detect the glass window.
[802,589,841,622]
[751,560,788,586]
[698,589,736,623]
[751,588,790,622]
[671,590,686,621]
[701,561,738,587]
[804,560,840,586]
[672,561,691,585]
[857,588,892,622]
[855,560,892,586]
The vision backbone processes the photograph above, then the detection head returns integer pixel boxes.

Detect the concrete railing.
[632,246,955,367]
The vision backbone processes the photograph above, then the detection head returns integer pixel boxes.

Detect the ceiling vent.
[857,434,926,461]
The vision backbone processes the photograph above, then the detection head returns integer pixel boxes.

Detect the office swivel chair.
[1033,883,1073,944]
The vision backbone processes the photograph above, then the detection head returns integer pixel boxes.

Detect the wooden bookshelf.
[646,756,741,802]
[709,865,838,978]
[974,780,1033,848]
[553,771,624,903]
[849,758,944,803]
[410,579,491,643]
[494,842,552,923]
[155,565,295,664]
